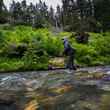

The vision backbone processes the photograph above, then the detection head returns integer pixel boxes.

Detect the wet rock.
[101,84,110,91]
[0,101,18,110]
[25,79,44,91]
[38,92,80,110]
[0,75,26,91]
[24,100,39,110]
[76,101,99,110]
[106,71,110,75]
[50,84,73,94]
[102,76,110,81]
[42,72,73,88]
[0,93,19,110]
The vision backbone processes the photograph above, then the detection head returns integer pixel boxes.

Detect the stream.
[0,66,110,110]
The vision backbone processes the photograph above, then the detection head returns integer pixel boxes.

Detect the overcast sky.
[4,0,62,9]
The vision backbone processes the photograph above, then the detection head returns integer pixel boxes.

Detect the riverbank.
[0,65,109,74]
[0,26,110,72]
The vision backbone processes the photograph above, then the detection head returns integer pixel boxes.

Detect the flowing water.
[0,67,110,110]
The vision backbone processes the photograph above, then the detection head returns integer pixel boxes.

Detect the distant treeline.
[0,0,110,32]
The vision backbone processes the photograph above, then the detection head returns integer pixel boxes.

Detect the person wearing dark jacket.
[62,38,76,70]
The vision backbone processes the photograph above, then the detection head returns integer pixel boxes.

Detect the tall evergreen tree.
[87,0,94,17]
[55,5,62,28]
[61,0,97,31]
[48,6,55,26]
[21,0,28,25]
[10,1,23,24]
[62,0,80,31]
[94,0,110,31]
[0,0,8,23]
[33,0,49,28]
[76,0,88,19]
[27,2,36,25]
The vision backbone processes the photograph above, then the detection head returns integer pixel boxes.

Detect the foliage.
[0,25,110,71]
[73,32,110,66]
[94,0,110,31]
[0,57,24,71]
[22,46,49,70]
[0,26,63,71]
[0,0,8,24]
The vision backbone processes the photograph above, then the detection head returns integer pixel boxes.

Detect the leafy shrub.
[0,31,6,47]
[73,44,98,66]
[0,25,110,71]
[22,46,49,70]
[0,58,24,71]
[73,32,110,66]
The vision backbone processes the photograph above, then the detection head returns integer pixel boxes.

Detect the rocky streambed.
[0,66,110,110]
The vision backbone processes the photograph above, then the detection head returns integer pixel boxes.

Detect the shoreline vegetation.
[0,25,110,72]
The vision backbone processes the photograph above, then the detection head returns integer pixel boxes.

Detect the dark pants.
[65,49,76,70]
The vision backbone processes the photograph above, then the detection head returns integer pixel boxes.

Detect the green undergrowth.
[0,25,110,71]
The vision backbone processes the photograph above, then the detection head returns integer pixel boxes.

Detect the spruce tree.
[0,0,8,23]
[94,0,110,31]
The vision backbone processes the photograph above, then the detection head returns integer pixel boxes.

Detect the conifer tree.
[0,0,8,23]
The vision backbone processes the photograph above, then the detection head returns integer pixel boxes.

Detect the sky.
[4,0,62,9]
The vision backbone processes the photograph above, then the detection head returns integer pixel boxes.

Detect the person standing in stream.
[62,38,76,70]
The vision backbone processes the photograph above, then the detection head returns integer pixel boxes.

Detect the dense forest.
[0,0,110,32]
